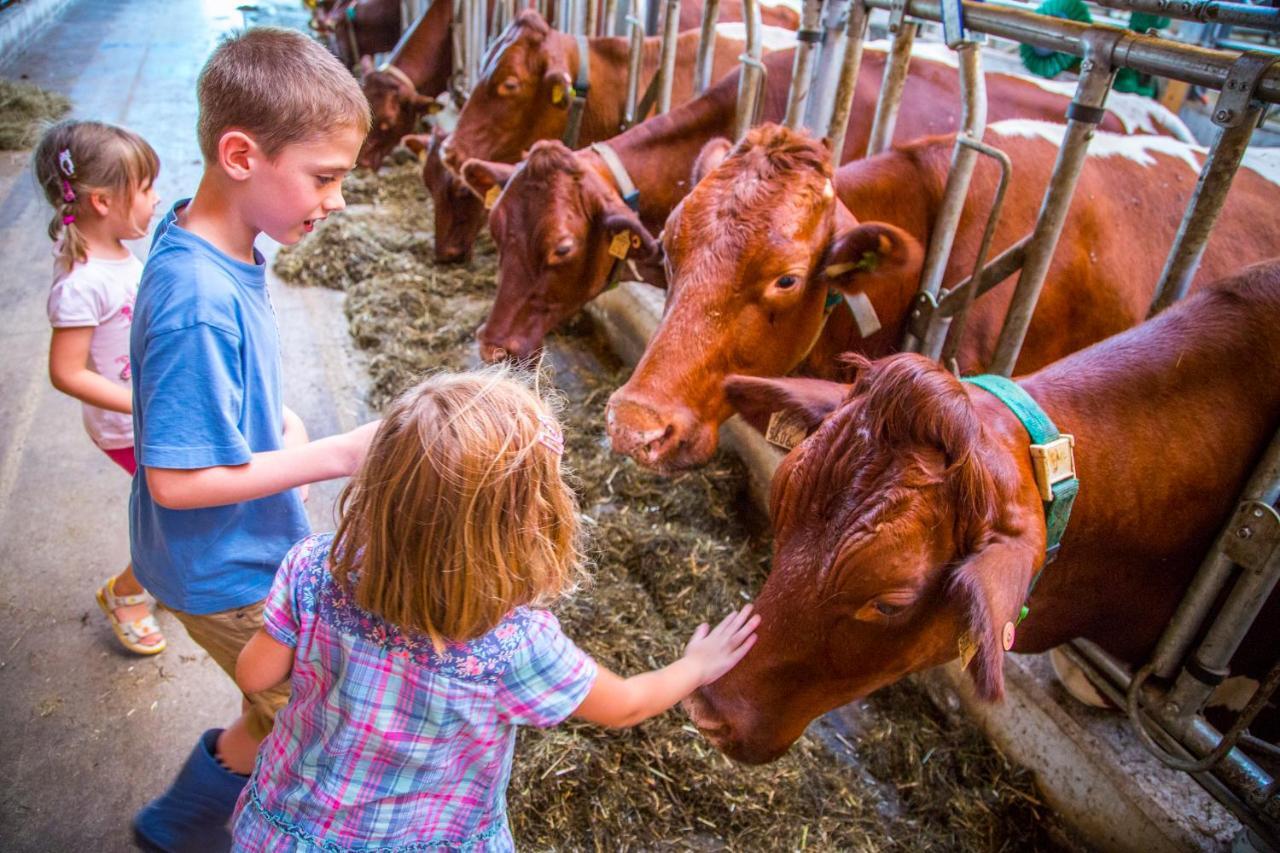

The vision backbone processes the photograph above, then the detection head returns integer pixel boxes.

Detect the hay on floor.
[0,77,70,150]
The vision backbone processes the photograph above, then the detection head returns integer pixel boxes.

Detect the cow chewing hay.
[272,159,1067,851]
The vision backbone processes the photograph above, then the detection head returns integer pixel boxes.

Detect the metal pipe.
[906,41,989,356]
[694,0,723,94]
[989,29,1124,377]
[827,0,869,163]
[784,0,826,128]
[1149,428,1280,679]
[586,0,598,35]
[733,0,765,140]
[602,0,617,35]
[936,139,1013,366]
[805,0,853,133]
[865,21,916,155]
[657,0,681,113]
[1094,0,1280,30]
[936,234,1030,315]
[451,0,468,95]
[860,0,1280,104]
[624,13,646,125]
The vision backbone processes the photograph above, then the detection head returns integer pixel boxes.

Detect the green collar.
[962,374,1079,623]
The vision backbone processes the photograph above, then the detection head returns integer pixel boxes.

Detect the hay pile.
[0,77,70,150]
[274,159,1062,851]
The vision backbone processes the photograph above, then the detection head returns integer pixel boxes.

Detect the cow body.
[683,262,1280,764]
[606,122,1280,472]
[466,42,1188,362]
[325,0,404,70]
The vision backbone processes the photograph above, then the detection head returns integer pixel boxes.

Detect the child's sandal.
[96,577,167,656]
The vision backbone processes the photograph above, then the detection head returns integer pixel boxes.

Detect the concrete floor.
[0,2,370,849]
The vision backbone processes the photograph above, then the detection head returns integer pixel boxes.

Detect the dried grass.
[0,77,70,150]
[273,159,1062,852]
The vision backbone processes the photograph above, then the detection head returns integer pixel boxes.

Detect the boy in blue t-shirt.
[130,27,376,852]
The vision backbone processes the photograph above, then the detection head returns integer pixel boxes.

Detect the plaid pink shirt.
[231,533,597,852]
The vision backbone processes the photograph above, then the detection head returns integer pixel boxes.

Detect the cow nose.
[605,392,697,469]
[435,244,468,264]
[477,325,535,364]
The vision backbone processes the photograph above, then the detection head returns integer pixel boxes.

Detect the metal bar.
[646,0,660,35]
[861,0,1280,103]
[1149,434,1280,682]
[805,0,854,133]
[602,0,617,35]
[865,21,915,155]
[784,0,827,128]
[1148,52,1279,317]
[1094,0,1280,30]
[733,0,765,140]
[693,0,722,94]
[586,0,598,35]
[906,40,989,356]
[988,29,1124,377]
[624,14,646,125]
[827,0,869,163]
[935,234,1030,315]
[936,139,1013,366]
[451,0,469,95]
[1063,641,1280,846]
[657,0,681,113]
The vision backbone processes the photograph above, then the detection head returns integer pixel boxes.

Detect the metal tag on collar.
[765,411,808,451]
[1029,434,1076,502]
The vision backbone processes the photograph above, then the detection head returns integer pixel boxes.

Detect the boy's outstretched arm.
[147,419,379,510]
[573,605,759,728]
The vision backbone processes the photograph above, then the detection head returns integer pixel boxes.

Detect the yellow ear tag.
[764,410,808,451]
[957,631,978,669]
[551,83,566,104]
[484,186,500,210]
[608,230,632,260]
[417,147,428,165]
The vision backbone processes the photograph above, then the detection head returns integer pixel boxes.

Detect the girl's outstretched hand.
[683,605,760,686]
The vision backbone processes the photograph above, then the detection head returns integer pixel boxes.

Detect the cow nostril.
[643,423,677,459]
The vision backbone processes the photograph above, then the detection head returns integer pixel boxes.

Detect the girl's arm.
[573,606,759,728]
[236,627,295,694]
[48,327,132,414]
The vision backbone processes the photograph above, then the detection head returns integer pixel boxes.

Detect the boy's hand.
[339,420,382,475]
[683,605,760,686]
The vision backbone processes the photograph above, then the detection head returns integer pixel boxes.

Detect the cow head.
[464,141,663,362]
[441,11,577,173]
[403,130,486,264]
[359,70,444,171]
[606,125,924,473]
[683,355,1045,764]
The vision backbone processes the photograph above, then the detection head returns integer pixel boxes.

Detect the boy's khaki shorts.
[164,599,291,742]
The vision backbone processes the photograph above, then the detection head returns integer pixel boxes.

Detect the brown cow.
[324,0,405,70]
[681,261,1280,764]
[359,0,800,171]
[403,129,487,263]
[439,10,794,173]
[461,44,1189,362]
[606,122,1280,473]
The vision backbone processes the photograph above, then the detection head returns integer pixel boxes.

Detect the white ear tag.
[845,291,882,339]
[765,410,808,451]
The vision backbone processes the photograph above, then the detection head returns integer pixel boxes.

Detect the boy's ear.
[217,130,257,182]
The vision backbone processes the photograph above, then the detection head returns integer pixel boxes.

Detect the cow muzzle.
[605,391,716,472]
[683,687,790,765]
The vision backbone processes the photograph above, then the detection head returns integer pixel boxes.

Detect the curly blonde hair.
[332,366,585,650]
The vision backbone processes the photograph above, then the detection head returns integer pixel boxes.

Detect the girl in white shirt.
[35,120,165,655]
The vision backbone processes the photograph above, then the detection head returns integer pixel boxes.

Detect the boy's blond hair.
[197,26,370,162]
[332,367,585,650]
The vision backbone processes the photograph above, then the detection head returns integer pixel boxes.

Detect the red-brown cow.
[324,0,405,70]
[403,129,487,263]
[606,123,1280,473]
[681,262,1280,764]
[460,44,1188,362]
[439,10,793,173]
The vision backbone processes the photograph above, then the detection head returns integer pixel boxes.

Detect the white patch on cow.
[1240,145,1280,188]
[715,22,803,53]
[861,39,1195,143]
[989,119,1203,174]
[427,95,460,135]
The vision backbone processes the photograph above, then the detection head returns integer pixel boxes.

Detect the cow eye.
[854,592,917,623]
[499,76,520,94]
[873,600,907,617]
[776,275,798,289]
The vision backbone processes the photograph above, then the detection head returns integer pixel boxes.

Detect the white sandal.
[96,576,167,656]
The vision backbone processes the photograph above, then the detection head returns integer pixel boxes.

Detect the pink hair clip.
[62,214,76,225]
[536,413,564,456]
[61,179,76,203]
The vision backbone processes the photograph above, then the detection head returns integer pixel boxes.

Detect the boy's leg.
[133,600,289,852]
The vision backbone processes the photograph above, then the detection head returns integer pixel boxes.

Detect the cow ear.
[723,375,848,441]
[600,206,665,283]
[461,159,517,199]
[820,221,923,290]
[691,138,733,185]
[401,134,430,157]
[948,533,1041,702]
[544,69,574,109]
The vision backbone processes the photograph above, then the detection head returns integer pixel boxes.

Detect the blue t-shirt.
[129,201,310,614]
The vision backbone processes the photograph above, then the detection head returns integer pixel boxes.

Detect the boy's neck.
[179,171,261,265]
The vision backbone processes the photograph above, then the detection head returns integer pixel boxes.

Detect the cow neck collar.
[561,35,592,148]
[378,62,418,94]
[961,374,1079,623]
[590,142,640,212]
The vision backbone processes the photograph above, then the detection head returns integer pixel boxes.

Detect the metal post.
[988,28,1126,377]
[827,0,869,166]
[1148,431,1280,681]
[805,0,854,133]
[784,0,826,128]
[602,0,618,34]
[1148,52,1279,318]
[733,0,765,140]
[865,20,916,156]
[1094,0,1280,29]
[645,0,660,35]
[451,0,469,96]
[624,13,645,125]
[657,0,681,113]
[905,40,989,357]
[586,0,598,35]
[693,0,722,94]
